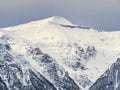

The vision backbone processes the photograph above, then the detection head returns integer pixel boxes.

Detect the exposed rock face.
[0,77,8,90]
[0,39,80,90]
[0,42,57,90]
[89,58,120,90]
[29,70,56,90]
[27,47,80,90]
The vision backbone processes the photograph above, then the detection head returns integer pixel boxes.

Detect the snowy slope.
[89,58,120,90]
[0,16,120,90]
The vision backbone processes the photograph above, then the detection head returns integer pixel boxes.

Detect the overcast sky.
[0,0,120,31]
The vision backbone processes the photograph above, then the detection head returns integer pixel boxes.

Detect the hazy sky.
[0,0,120,31]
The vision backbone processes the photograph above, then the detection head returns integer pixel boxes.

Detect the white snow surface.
[0,16,120,89]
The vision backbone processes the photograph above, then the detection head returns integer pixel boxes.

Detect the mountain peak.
[47,16,73,25]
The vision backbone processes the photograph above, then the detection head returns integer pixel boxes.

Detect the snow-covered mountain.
[0,16,120,90]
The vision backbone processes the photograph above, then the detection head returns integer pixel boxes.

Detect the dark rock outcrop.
[0,42,57,90]
[0,40,80,90]
[0,77,8,90]
[27,47,80,90]
[29,70,56,90]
